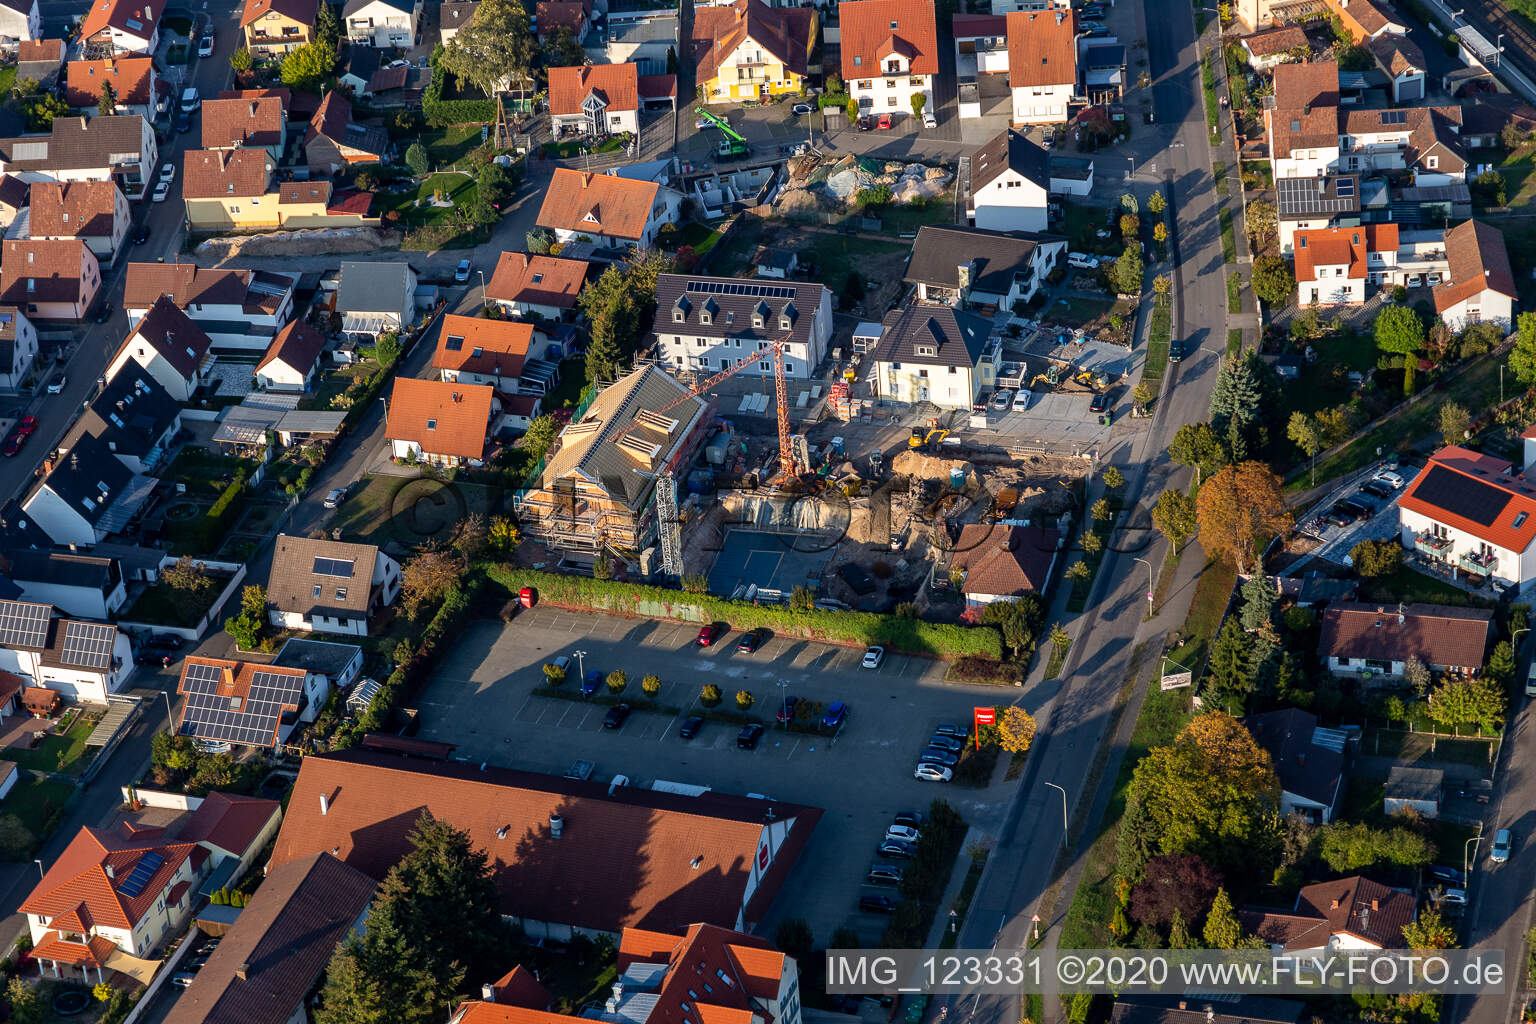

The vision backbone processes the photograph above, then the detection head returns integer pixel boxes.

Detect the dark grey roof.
[874,302,992,369]
[0,174,28,210]
[340,45,382,81]
[0,115,148,173]
[336,261,414,315]
[42,435,133,527]
[904,225,1065,294]
[0,549,119,593]
[81,368,180,458]
[1245,708,1345,809]
[0,499,53,549]
[1083,44,1125,70]
[272,637,363,679]
[1276,174,1361,219]
[652,274,828,350]
[971,128,1048,193]
[1112,994,1305,1024]
[1385,765,1443,801]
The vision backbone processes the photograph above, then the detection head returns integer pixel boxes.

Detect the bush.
[486,567,1003,660]
[736,689,754,710]
[543,663,566,685]
[701,683,722,707]
[606,669,627,694]
[641,674,661,697]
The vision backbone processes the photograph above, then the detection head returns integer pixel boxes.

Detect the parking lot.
[1297,464,1422,564]
[412,606,1016,943]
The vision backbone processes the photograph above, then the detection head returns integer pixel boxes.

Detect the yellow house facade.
[241,0,317,55]
[185,193,284,232]
[693,0,817,105]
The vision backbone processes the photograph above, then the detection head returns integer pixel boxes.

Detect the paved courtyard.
[411,606,1017,944]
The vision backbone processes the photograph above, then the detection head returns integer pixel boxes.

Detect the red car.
[15,416,37,437]
[696,623,722,647]
[877,113,893,129]
[2,430,24,457]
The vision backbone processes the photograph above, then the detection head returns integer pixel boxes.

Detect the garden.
[0,709,102,775]
[0,774,76,860]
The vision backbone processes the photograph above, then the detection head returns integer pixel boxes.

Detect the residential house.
[0,550,126,619]
[268,748,822,938]
[1006,9,1076,125]
[839,0,938,116]
[0,239,101,320]
[21,435,155,548]
[160,853,375,1024]
[304,91,387,176]
[240,0,318,56]
[104,295,213,401]
[0,305,38,391]
[439,0,479,41]
[516,365,711,554]
[1267,61,1344,180]
[1342,104,1466,184]
[1241,26,1307,70]
[1329,0,1405,43]
[1433,219,1517,333]
[176,656,328,749]
[1460,93,1536,148]
[548,63,640,138]
[0,175,28,229]
[336,260,416,340]
[0,596,134,701]
[1111,996,1303,1024]
[200,97,287,162]
[1245,708,1346,823]
[270,637,364,694]
[484,250,589,321]
[1276,175,1362,255]
[1081,43,1125,105]
[336,44,381,95]
[871,301,998,409]
[434,314,534,392]
[25,180,130,263]
[124,262,297,353]
[953,13,1008,120]
[691,0,818,105]
[384,377,497,466]
[265,534,401,636]
[1367,33,1426,103]
[1292,224,1398,305]
[1242,876,1416,954]
[273,180,380,228]
[1399,444,1536,591]
[21,793,280,981]
[342,0,418,47]
[0,498,53,549]
[1318,600,1493,678]
[15,39,64,89]
[77,0,160,54]
[451,925,801,1024]
[0,0,40,48]
[1383,765,1443,818]
[949,522,1060,606]
[534,0,587,44]
[77,367,182,473]
[255,318,327,392]
[0,114,157,188]
[652,274,832,379]
[64,57,160,118]
[536,167,681,249]
[362,63,428,106]
[905,226,1067,309]
[967,127,1049,232]
[181,149,277,232]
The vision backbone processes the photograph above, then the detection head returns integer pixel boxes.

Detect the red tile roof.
[240,0,319,27]
[1398,444,1536,551]
[257,318,327,375]
[32,932,119,967]
[1005,10,1077,88]
[20,822,198,930]
[953,13,1006,37]
[180,791,281,857]
[201,96,286,150]
[327,188,375,216]
[547,63,639,116]
[535,0,589,37]
[385,377,495,459]
[1328,0,1397,40]
[0,239,94,305]
[278,180,331,205]
[1296,876,1415,946]
[1243,26,1307,57]
[65,57,155,107]
[182,149,274,199]
[18,39,64,63]
[692,0,816,85]
[1292,223,1397,282]
[218,87,293,114]
[1433,219,1517,312]
[485,251,589,310]
[1269,60,1340,157]
[267,750,822,934]
[433,314,533,377]
[638,74,678,102]
[1318,601,1492,670]
[80,0,162,42]
[536,168,662,242]
[952,523,1059,598]
[27,181,120,241]
[839,0,939,80]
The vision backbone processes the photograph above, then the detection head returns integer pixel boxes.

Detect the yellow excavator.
[1031,365,1062,389]
[909,427,949,450]
[1074,369,1111,391]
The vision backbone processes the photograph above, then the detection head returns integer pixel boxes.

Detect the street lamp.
[1043,782,1068,849]
[776,678,790,728]
[160,691,175,732]
[1133,556,1155,609]
[1498,33,1505,67]
[33,859,44,880]
[478,269,486,303]
[1127,156,1134,179]
[574,649,587,681]
[1463,832,1481,879]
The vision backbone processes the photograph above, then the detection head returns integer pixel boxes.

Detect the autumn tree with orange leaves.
[1195,461,1292,573]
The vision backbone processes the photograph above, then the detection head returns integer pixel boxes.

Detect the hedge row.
[424,97,497,127]
[358,574,484,734]
[485,567,1004,660]
[173,476,247,554]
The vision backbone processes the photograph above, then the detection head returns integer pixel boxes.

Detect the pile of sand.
[197,226,402,260]
[892,450,974,482]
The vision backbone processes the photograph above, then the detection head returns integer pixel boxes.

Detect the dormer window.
[673,308,685,322]
[700,310,712,325]
[752,312,764,328]
[916,344,937,357]
[779,316,792,329]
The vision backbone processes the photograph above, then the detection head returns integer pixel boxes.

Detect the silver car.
[1492,828,1513,863]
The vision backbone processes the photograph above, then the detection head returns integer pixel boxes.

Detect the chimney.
[483,983,497,1002]
[1330,897,1341,909]
[104,863,115,879]
[320,792,329,816]
[236,963,249,982]
[550,813,564,839]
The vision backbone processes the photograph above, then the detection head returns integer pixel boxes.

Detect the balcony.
[1415,530,1453,553]
[1459,550,1498,575]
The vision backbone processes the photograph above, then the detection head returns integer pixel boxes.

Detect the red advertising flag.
[973,706,996,750]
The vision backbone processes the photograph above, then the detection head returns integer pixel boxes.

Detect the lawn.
[1047,294,1116,328]
[1063,203,1120,256]
[1219,208,1237,263]
[879,198,956,235]
[1163,556,1237,683]
[0,66,15,100]
[1141,301,1172,395]
[1,713,102,775]
[332,474,501,548]
[378,172,479,227]
[1227,328,1242,357]
[800,233,909,291]
[676,221,724,257]
[512,940,619,1014]
[123,577,228,628]
[0,774,77,857]
[419,124,485,170]
[1340,777,1477,865]
[163,449,259,498]
[1360,563,1496,609]
[1214,161,1229,196]
[539,358,591,413]
[1227,272,1242,313]
[301,362,380,412]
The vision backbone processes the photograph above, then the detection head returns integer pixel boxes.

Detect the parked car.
[922,110,936,129]
[94,302,114,324]
[1089,393,1109,413]
[323,488,347,508]
[696,623,721,647]
[862,645,885,669]
[792,102,814,115]
[580,670,602,696]
[602,704,631,730]
[877,113,892,129]
[914,763,953,782]
[1373,469,1406,489]
[927,734,963,753]
[2,430,26,457]
[1168,341,1183,363]
[822,701,849,729]
[152,180,171,202]
[455,258,473,282]
[172,973,196,989]
[563,759,594,780]
[858,115,876,131]
[866,862,903,885]
[175,112,191,133]
[859,894,897,913]
[878,839,916,859]
[15,416,37,438]
[736,629,763,653]
[145,634,183,650]
[1359,479,1394,499]
[737,723,765,750]
[1336,498,1372,519]
[1328,503,1359,527]
[678,714,704,739]
[1437,888,1468,905]
[1492,828,1514,863]
[934,722,969,740]
[894,810,928,828]
[919,747,959,767]
[46,374,66,395]
[198,31,214,56]
[1067,252,1099,270]
[991,389,1013,410]
[179,86,200,112]
[776,695,800,724]
[133,222,151,245]
[1012,390,1031,412]
[136,650,174,667]
[885,824,921,844]
[1428,865,1466,887]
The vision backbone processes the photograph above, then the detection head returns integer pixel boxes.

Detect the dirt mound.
[196,226,403,261]
[892,450,975,483]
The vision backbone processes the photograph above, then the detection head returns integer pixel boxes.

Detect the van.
[179,87,200,113]
[1525,663,1536,697]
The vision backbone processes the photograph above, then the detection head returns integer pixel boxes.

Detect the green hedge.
[358,574,484,735]
[421,63,496,126]
[485,567,1003,660]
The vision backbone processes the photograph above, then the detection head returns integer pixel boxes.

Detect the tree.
[453,513,489,560]
[1239,574,1278,630]
[1427,675,1507,733]
[1167,908,1196,949]
[1287,410,1325,482]
[1424,319,1455,365]
[1147,189,1166,216]
[578,251,670,385]
[1152,489,1196,553]
[1510,313,1536,388]
[488,516,519,554]
[998,706,1037,753]
[230,46,253,72]
[0,813,34,859]
[280,40,336,90]
[1488,639,1516,690]
[1091,497,1113,522]
[592,553,612,580]
[1081,530,1103,556]
[1251,254,1294,305]
[1206,620,1253,714]
[1153,273,1172,305]
[1129,853,1221,928]
[373,331,402,368]
[789,585,814,610]
[641,674,661,697]
[1403,656,1432,698]
[774,918,814,957]
[1245,199,1276,244]
[223,585,267,650]
[439,0,536,102]
[162,555,214,596]
[910,92,927,118]
[1375,304,1425,396]
[735,689,754,709]
[1403,908,1457,950]
[1316,821,1434,872]
[1152,221,1168,248]
[1348,538,1402,578]
[1120,213,1140,241]
[543,23,587,68]
[7,977,43,1024]
[19,87,68,131]
[400,548,461,619]
[98,81,117,115]
[1208,352,1278,462]
[543,662,565,685]
[1202,888,1244,949]
[1065,560,1090,582]
[606,669,627,694]
[1112,245,1144,296]
[315,0,340,50]
[404,142,430,176]
[981,596,1044,659]
[1195,462,1292,573]
[1169,422,1225,482]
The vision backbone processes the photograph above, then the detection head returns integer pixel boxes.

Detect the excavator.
[694,107,750,159]
[1074,368,1111,392]
[1031,364,1062,389]
[909,427,949,450]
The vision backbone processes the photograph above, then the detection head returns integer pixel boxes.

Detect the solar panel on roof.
[178,662,306,748]
[1412,464,1512,527]
[59,621,116,669]
[1380,110,1407,125]
[1336,179,1355,197]
[117,851,164,899]
[312,556,355,578]
[0,600,50,648]
[684,280,794,300]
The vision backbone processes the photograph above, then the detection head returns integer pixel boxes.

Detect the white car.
[455,258,473,282]
[1067,252,1099,270]
[862,645,885,669]
[323,488,346,509]
[1438,888,1468,905]
[159,163,175,182]
[179,86,200,112]
[885,824,921,843]
[1012,390,1031,412]
[1373,469,1405,489]
[152,181,171,202]
[914,763,953,782]
[991,390,1013,411]
[922,110,937,129]
[198,32,214,56]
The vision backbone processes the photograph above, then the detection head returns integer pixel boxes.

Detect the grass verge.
[938,850,990,950]
[1044,639,1071,678]
[1201,50,1220,131]
[1219,208,1237,263]
[1142,301,1172,395]
[1228,328,1243,356]
[1227,272,1241,312]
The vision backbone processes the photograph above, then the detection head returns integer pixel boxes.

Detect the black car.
[132,223,151,245]
[1428,865,1466,887]
[135,650,174,667]
[175,112,191,133]
[1080,3,1104,14]
[1359,479,1394,500]
[94,303,114,324]
[678,714,704,739]
[878,839,916,859]
[737,723,765,750]
[1168,342,1183,363]
[859,894,897,913]
[893,810,927,829]
[1328,504,1359,527]
[145,634,183,650]
[1089,393,1110,413]
[1336,498,1373,518]
[736,629,763,653]
[927,734,963,753]
[602,704,631,730]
